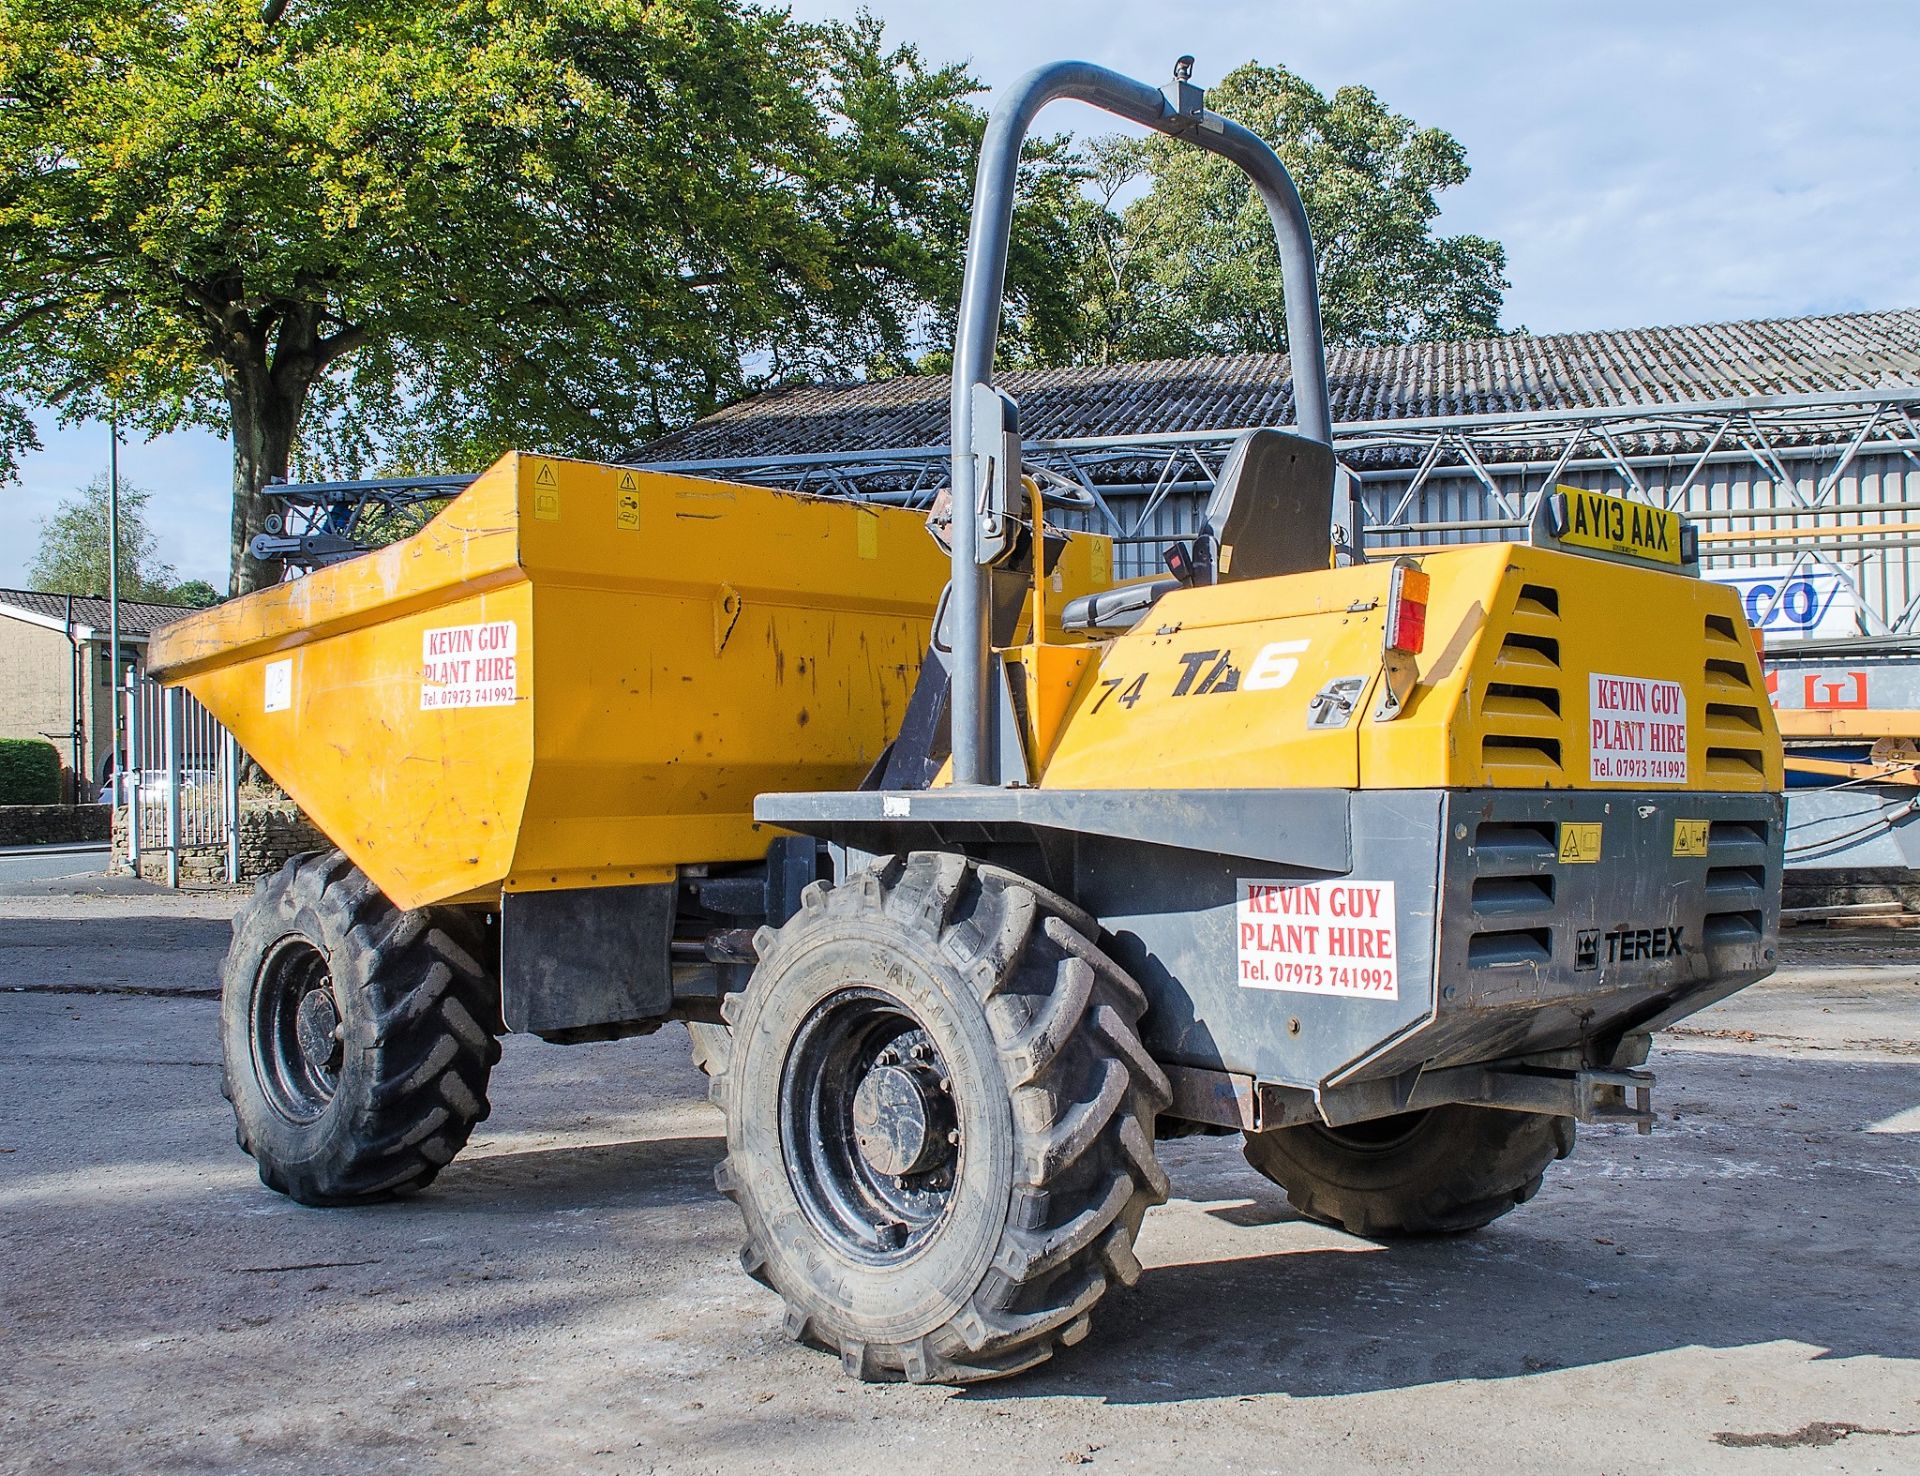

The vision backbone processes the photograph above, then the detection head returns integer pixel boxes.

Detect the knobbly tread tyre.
[686,1021,732,1077]
[1242,1103,1576,1237]
[713,851,1171,1384]
[220,850,502,1206]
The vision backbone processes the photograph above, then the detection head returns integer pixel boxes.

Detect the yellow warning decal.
[1672,819,1710,857]
[1558,822,1603,864]
[616,470,640,532]
[856,507,879,560]
[533,461,560,521]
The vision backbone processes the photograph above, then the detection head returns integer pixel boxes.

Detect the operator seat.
[1061,427,1337,632]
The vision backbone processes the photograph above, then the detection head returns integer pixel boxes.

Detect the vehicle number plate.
[1557,485,1682,566]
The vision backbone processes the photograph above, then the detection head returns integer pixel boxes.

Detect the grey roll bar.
[947,60,1332,786]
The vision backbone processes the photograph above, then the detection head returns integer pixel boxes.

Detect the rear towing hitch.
[1410,1065,1658,1135]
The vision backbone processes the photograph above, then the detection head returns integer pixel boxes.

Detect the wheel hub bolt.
[295,988,343,1074]
[852,1062,954,1178]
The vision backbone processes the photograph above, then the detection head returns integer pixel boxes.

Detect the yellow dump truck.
[153,58,1785,1387]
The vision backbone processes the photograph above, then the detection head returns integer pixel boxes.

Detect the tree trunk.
[206,291,356,597]
[226,371,302,597]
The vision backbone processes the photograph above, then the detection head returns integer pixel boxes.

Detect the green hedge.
[0,738,61,805]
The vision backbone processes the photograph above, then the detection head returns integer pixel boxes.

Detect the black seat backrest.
[1201,428,1336,581]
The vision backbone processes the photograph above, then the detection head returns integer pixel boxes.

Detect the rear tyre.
[220,850,501,1206]
[713,851,1170,1384]
[1242,1104,1576,1236]
[686,1021,732,1077]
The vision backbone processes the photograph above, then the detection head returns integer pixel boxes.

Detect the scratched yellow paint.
[1029,542,1781,793]
[149,455,1040,909]
[1357,543,1782,791]
[151,447,1772,910]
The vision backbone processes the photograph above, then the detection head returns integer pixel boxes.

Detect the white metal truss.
[271,386,1920,627]
[645,386,1920,631]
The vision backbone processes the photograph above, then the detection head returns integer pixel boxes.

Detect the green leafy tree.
[765,12,977,382]
[0,1,990,592]
[1079,62,1508,361]
[773,17,1102,381]
[165,579,222,608]
[1044,137,1192,368]
[26,474,186,602]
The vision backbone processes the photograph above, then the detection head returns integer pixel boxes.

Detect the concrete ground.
[2,874,1916,1475]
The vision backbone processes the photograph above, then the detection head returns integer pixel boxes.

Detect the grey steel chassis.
[768,785,1783,1133]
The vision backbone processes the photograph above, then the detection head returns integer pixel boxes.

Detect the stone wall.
[234,791,332,883]
[1782,867,1920,919]
[0,803,111,846]
[112,788,330,888]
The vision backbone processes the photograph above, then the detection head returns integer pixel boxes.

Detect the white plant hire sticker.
[1237,879,1399,999]
[1589,672,1687,784]
[421,620,519,710]
[263,658,292,713]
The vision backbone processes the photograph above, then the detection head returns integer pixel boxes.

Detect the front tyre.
[1242,1104,1576,1236]
[220,851,501,1206]
[714,852,1170,1384]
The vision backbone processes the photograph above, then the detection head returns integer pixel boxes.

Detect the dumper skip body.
[152,453,960,908]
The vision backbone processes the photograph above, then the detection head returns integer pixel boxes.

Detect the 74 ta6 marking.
[1092,638,1312,715]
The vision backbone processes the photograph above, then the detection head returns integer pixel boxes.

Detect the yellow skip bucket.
[147,454,950,909]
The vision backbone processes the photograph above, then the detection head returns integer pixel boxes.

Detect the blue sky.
[7,0,1916,591]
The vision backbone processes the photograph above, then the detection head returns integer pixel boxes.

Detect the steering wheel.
[1024,472,1096,512]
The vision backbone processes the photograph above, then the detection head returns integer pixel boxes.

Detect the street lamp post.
[108,414,123,808]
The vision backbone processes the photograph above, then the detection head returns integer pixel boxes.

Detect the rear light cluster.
[1385,560,1429,655]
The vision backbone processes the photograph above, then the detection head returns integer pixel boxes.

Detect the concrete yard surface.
[1,880,1917,1474]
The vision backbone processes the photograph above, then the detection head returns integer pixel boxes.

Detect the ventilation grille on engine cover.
[1701,613,1769,784]
[1481,583,1566,784]
[1464,818,1556,967]
[1462,812,1774,968]
[1700,815,1770,947]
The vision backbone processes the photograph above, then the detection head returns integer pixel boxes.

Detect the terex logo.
[1574,925,1685,970]
[1604,925,1684,963]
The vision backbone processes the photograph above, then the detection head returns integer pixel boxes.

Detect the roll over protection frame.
[947,60,1333,785]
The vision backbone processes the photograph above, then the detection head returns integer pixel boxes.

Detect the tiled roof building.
[638,308,1920,463]
[0,589,195,638]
